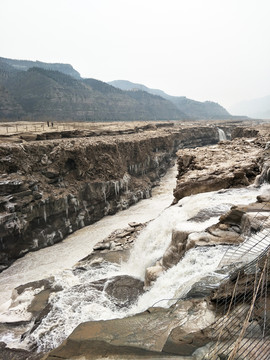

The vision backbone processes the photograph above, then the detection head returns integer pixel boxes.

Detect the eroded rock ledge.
[0,124,219,270]
[173,136,267,204]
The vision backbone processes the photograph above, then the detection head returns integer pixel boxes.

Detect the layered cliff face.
[0,124,219,270]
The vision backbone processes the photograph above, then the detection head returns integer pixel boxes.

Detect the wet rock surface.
[43,340,185,359]
[0,342,43,360]
[43,298,216,359]
[89,275,144,308]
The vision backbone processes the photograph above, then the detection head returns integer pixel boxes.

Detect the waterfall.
[217,127,227,141]
[2,184,269,352]
[1,167,270,352]
[255,160,270,186]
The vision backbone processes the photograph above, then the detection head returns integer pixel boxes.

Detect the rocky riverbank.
[0,123,220,270]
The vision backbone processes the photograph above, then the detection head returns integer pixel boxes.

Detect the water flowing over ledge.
[1,180,269,352]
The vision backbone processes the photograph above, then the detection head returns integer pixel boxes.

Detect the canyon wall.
[0,125,219,270]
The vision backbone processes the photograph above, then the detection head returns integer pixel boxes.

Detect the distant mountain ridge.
[0,56,233,121]
[0,56,81,79]
[229,95,270,119]
[109,80,232,120]
[0,59,182,121]
[108,80,170,98]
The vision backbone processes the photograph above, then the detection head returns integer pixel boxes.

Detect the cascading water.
[0,166,177,311]
[217,127,227,141]
[1,182,269,352]
[1,157,270,353]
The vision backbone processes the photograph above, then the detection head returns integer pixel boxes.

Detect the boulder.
[145,263,163,287]
[43,298,216,359]
[90,275,144,308]
[162,231,190,270]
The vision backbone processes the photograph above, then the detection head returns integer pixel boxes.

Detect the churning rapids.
[0,165,269,353]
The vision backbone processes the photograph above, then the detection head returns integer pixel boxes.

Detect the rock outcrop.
[146,131,270,287]
[43,298,216,359]
[173,137,265,204]
[144,224,243,287]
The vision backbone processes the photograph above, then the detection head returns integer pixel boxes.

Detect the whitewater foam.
[1,170,270,352]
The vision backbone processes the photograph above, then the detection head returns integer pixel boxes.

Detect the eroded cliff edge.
[173,135,265,204]
[0,124,219,270]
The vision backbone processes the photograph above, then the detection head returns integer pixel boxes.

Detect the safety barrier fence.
[204,202,270,359]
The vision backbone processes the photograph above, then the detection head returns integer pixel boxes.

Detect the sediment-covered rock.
[173,137,265,203]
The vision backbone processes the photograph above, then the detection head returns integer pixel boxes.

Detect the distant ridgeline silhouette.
[109,80,233,120]
[0,56,233,122]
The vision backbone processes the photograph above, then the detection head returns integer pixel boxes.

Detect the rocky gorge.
[0,121,270,360]
[0,122,221,270]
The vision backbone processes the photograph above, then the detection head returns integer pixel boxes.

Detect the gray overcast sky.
[1,0,270,108]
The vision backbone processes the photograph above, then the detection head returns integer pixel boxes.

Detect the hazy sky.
[1,0,270,108]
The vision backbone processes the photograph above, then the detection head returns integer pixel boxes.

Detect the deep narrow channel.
[1,165,270,352]
[25,184,270,352]
[0,165,177,312]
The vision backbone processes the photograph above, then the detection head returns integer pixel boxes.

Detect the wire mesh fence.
[0,122,89,135]
[202,203,270,360]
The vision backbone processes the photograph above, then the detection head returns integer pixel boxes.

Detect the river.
[0,165,177,313]
[0,165,270,352]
